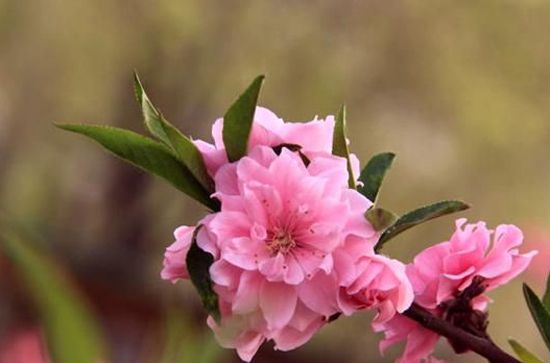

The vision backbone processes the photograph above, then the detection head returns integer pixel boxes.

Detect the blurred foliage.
[0,226,106,363]
[2,0,550,362]
[160,309,222,363]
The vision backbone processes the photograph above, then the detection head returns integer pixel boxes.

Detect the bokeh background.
[1,1,549,362]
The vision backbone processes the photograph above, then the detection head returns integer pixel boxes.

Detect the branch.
[403,303,521,363]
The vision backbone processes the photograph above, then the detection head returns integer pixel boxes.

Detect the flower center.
[267,229,296,255]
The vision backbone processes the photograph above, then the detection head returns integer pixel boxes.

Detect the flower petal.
[259,281,297,329]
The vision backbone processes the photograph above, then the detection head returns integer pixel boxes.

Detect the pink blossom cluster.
[375,219,537,363]
[161,107,414,361]
[160,107,536,362]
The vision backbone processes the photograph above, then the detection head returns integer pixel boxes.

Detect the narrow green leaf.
[133,73,215,194]
[376,200,470,251]
[186,226,220,322]
[332,105,356,188]
[56,124,218,210]
[523,284,550,351]
[0,231,106,363]
[222,75,265,162]
[543,272,550,311]
[365,207,398,232]
[358,152,395,203]
[508,339,545,363]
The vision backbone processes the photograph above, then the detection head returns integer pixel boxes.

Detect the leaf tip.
[133,71,144,104]
[251,75,266,92]
[248,75,265,91]
[443,200,471,212]
[337,104,347,120]
[54,123,76,132]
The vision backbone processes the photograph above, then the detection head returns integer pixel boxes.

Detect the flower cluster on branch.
[375,219,536,362]
[60,74,548,363]
[162,107,414,360]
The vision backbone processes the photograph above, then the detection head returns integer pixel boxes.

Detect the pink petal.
[235,332,264,363]
[259,281,297,329]
[233,272,262,314]
[194,139,227,178]
[281,115,334,154]
[258,253,285,281]
[223,237,262,271]
[210,260,240,288]
[271,316,324,351]
[284,255,305,285]
[297,273,339,316]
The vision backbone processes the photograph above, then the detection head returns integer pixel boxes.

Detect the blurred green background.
[1,1,549,362]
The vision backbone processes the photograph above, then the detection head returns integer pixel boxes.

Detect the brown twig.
[403,303,521,363]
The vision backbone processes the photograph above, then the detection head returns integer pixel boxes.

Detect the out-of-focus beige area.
[1,1,549,362]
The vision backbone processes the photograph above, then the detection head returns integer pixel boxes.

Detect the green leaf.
[186,226,220,322]
[133,72,215,194]
[357,152,395,203]
[332,105,356,188]
[222,75,265,162]
[56,124,219,210]
[0,231,106,363]
[376,200,470,252]
[508,339,545,363]
[365,207,398,232]
[523,283,550,351]
[133,72,169,145]
[543,272,550,311]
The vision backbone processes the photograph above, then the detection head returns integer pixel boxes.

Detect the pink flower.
[194,106,359,179]
[409,219,536,309]
[376,219,537,363]
[209,146,374,284]
[198,145,378,360]
[160,225,195,282]
[162,108,414,361]
[337,253,414,324]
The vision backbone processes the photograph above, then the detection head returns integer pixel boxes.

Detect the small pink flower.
[408,219,536,309]
[337,254,414,324]
[376,219,537,363]
[160,225,195,282]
